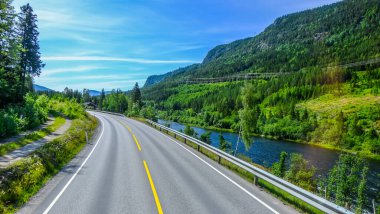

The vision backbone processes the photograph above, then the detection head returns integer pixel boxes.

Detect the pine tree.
[131,82,141,107]
[0,0,20,107]
[18,3,44,100]
[99,88,105,110]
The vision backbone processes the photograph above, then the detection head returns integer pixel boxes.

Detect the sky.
[12,0,340,91]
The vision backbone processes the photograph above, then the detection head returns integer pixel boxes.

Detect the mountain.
[144,75,168,87]
[88,90,113,97]
[144,0,380,87]
[33,84,53,92]
[144,64,200,87]
[89,90,101,96]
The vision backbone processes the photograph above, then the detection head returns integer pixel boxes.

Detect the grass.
[298,93,380,115]
[148,121,325,214]
[129,116,148,124]
[0,114,97,213]
[298,92,380,160]
[0,117,66,156]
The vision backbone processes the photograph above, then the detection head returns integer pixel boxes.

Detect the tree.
[99,88,105,110]
[356,166,368,213]
[131,82,141,107]
[322,154,368,210]
[272,151,288,178]
[200,131,211,144]
[219,133,231,152]
[82,88,91,103]
[239,83,257,150]
[184,125,195,137]
[18,3,44,100]
[0,0,20,107]
[284,153,316,191]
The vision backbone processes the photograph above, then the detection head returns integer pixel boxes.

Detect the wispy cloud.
[41,66,107,77]
[42,79,147,91]
[42,56,200,64]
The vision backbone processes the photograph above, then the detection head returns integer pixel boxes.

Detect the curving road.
[18,112,298,214]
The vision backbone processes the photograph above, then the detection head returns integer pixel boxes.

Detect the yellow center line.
[132,134,142,151]
[126,125,132,133]
[143,160,164,214]
[116,119,141,151]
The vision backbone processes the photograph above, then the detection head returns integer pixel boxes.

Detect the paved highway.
[19,112,298,214]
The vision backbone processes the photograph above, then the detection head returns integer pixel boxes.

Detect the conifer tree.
[18,3,44,100]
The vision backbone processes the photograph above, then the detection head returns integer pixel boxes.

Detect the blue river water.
[158,119,380,203]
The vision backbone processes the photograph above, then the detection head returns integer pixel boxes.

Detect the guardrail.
[89,110,126,117]
[145,119,353,214]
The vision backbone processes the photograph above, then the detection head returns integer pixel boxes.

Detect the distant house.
[83,102,97,109]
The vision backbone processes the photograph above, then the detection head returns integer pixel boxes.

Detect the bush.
[0,93,51,138]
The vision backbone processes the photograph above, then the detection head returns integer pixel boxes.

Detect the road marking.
[125,125,132,133]
[143,160,164,214]
[132,134,142,151]
[115,118,141,151]
[146,125,279,214]
[43,114,105,214]
[116,118,133,133]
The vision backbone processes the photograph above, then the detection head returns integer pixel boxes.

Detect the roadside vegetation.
[0,108,97,213]
[0,116,65,156]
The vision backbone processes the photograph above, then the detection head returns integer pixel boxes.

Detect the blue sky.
[13,0,340,91]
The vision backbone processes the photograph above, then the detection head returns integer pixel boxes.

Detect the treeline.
[90,83,157,121]
[0,2,43,108]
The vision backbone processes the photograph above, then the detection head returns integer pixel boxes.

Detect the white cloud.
[42,56,200,64]
[41,66,107,76]
[37,79,147,92]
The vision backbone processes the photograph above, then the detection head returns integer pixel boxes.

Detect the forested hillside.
[141,0,380,159]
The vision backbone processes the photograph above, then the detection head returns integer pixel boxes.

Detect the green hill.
[141,0,380,159]
[145,0,380,85]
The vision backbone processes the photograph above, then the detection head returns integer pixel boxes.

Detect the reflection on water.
[158,119,380,202]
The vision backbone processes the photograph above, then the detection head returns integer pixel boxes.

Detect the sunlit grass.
[298,93,380,115]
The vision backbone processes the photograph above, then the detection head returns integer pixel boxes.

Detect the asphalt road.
[18,112,298,214]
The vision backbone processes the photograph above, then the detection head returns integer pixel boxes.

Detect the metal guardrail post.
[254,175,258,186]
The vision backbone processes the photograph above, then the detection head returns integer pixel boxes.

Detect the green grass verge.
[0,114,97,213]
[0,117,66,157]
[149,122,325,214]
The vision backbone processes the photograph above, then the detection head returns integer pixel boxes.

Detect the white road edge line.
[130,118,279,214]
[43,114,105,214]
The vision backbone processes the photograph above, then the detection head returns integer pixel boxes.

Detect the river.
[158,119,380,206]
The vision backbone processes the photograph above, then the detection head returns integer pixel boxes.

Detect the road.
[18,111,298,214]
